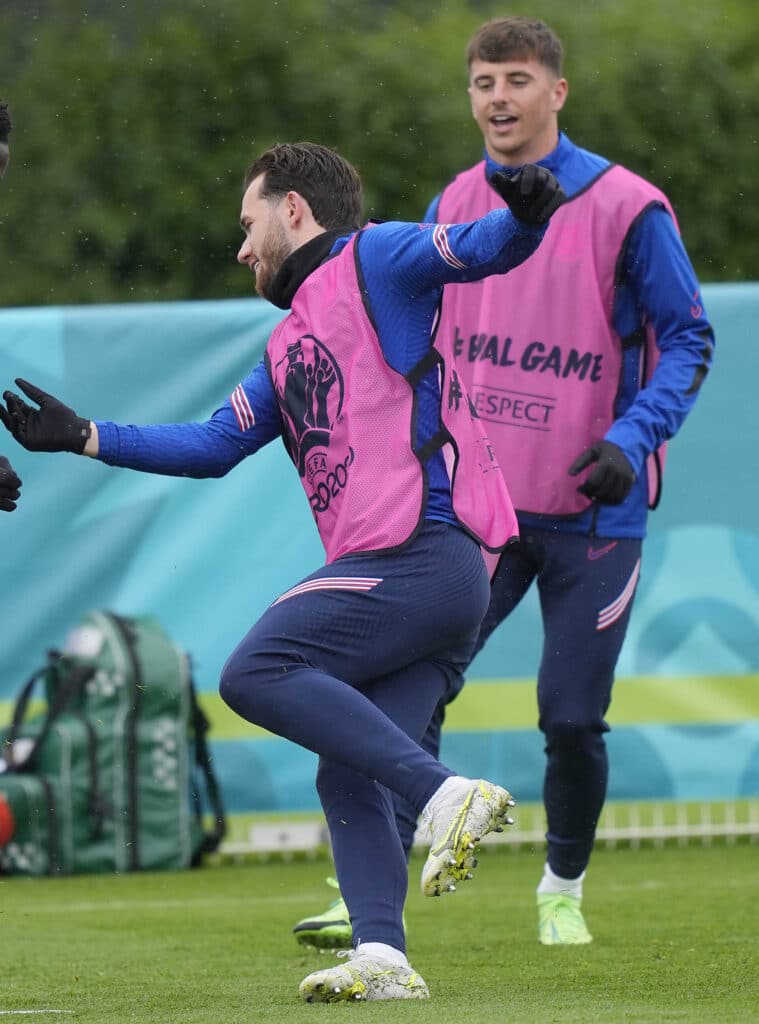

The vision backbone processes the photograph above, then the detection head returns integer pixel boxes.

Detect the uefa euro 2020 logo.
[274,335,345,485]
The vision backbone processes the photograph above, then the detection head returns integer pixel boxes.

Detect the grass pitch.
[1,843,756,1022]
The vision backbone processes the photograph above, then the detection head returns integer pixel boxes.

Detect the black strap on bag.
[5,656,107,840]
[107,613,226,866]
[4,666,47,768]
[6,659,95,770]
[37,774,61,875]
[3,658,96,875]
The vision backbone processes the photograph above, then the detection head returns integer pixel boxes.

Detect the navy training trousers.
[219,521,491,951]
[396,527,642,880]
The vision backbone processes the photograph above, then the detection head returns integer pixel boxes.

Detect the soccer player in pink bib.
[294,16,714,951]
[1,141,565,1000]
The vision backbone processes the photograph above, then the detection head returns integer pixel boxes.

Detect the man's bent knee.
[542,717,607,753]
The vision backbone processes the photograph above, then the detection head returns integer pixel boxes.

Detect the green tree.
[0,0,755,306]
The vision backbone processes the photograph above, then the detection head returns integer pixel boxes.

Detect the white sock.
[356,942,409,967]
[537,862,585,900]
[421,774,469,825]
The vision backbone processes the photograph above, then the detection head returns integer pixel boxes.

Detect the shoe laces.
[420,787,455,836]
[540,894,586,929]
[338,945,393,967]
[542,893,581,911]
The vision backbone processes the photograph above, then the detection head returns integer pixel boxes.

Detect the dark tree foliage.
[0,0,755,306]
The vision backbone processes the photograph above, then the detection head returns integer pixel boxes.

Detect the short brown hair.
[466,17,564,77]
[244,142,363,231]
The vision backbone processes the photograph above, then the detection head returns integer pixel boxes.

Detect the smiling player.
[293,15,715,952]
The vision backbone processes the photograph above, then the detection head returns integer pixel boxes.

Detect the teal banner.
[1,285,757,809]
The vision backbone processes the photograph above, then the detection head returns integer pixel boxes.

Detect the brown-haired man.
[294,16,714,950]
[2,140,565,999]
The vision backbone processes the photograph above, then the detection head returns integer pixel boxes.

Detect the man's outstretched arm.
[0,367,282,478]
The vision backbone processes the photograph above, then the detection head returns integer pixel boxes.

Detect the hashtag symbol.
[448,370,463,412]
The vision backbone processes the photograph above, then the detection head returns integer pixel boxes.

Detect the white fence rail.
[218,799,759,857]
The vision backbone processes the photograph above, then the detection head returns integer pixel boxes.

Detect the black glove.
[568,440,636,505]
[0,379,91,454]
[0,100,10,179]
[0,455,22,511]
[489,164,566,227]
[0,101,10,143]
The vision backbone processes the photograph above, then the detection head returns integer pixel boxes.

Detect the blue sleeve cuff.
[94,420,119,462]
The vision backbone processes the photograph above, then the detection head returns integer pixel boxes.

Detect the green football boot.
[537,893,593,945]
[293,877,352,950]
[293,877,408,950]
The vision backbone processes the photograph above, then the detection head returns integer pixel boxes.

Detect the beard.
[255,217,293,302]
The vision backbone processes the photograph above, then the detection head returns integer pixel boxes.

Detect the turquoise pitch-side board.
[0,284,756,811]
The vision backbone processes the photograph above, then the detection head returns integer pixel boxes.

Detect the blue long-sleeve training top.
[425,132,715,538]
[96,207,546,526]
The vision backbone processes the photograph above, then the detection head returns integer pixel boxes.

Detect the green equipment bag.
[0,773,62,876]
[0,609,226,875]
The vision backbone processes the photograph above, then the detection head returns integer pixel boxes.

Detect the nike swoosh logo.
[587,541,618,561]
